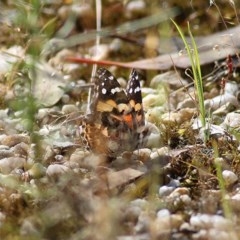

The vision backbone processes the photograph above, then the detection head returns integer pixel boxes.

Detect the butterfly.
[80,68,149,157]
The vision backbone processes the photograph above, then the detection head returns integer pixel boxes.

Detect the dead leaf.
[31,62,66,107]
[107,168,144,190]
[66,25,240,70]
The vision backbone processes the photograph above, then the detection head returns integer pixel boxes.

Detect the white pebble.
[46,164,71,180]
[222,170,238,186]
[190,214,232,230]
[159,185,174,197]
[157,209,170,218]
[0,157,26,174]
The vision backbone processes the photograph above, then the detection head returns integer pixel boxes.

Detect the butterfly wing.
[126,69,145,127]
[91,68,129,114]
[81,68,148,157]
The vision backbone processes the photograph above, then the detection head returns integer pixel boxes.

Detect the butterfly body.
[80,68,148,157]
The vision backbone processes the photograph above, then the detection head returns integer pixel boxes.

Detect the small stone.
[20,218,40,237]
[134,212,151,233]
[69,149,86,163]
[168,187,189,198]
[222,170,238,186]
[222,112,240,128]
[132,148,151,162]
[150,71,188,90]
[38,126,50,136]
[123,205,142,223]
[0,147,14,159]
[62,104,79,114]
[159,186,174,197]
[157,209,170,218]
[177,98,196,109]
[0,157,26,174]
[12,142,29,157]
[161,108,195,125]
[150,147,169,160]
[205,93,238,111]
[126,0,146,18]
[36,108,49,120]
[0,134,30,147]
[27,163,46,179]
[143,93,164,109]
[130,199,148,209]
[46,164,72,180]
[61,94,70,104]
[190,214,232,230]
[151,214,183,238]
[145,107,165,123]
[168,179,180,188]
[88,44,109,60]
[224,82,238,95]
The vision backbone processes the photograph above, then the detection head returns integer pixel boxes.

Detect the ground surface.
[0,1,240,240]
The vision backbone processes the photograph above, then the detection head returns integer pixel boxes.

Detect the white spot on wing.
[102,88,107,94]
[111,87,121,94]
[134,86,141,93]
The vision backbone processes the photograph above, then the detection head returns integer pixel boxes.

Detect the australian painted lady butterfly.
[80,68,149,157]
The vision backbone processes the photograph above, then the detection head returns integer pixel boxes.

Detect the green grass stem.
[172,20,208,142]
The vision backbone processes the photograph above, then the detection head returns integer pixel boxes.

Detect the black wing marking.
[126,69,145,126]
[95,68,128,104]
[126,69,143,105]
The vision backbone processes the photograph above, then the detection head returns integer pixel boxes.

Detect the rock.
[157,209,170,218]
[192,229,238,240]
[69,149,86,163]
[222,170,238,186]
[177,98,196,109]
[190,214,232,230]
[0,134,30,147]
[204,93,238,111]
[88,44,110,60]
[224,82,238,95]
[161,108,195,124]
[150,71,188,90]
[213,102,237,116]
[46,164,72,180]
[0,46,24,76]
[27,163,46,179]
[12,142,29,157]
[134,212,151,233]
[166,187,191,206]
[159,186,175,197]
[62,104,79,114]
[222,112,240,128]
[130,199,148,209]
[145,107,165,123]
[132,148,151,161]
[0,157,26,174]
[0,147,14,159]
[150,147,169,160]
[143,92,165,109]
[123,205,142,223]
[151,213,184,239]
[20,218,40,237]
[125,0,146,18]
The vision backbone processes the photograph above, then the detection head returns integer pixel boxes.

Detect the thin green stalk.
[212,139,232,219]
[172,20,208,141]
